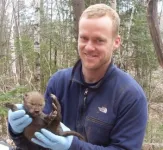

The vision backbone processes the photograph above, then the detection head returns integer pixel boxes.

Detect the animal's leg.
[43,110,57,126]
[50,94,62,121]
[5,103,18,111]
[44,94,61,126]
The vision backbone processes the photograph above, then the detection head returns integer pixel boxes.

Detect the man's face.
[78,16,121,71]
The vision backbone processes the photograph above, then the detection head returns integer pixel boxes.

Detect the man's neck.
[82,62,110,83]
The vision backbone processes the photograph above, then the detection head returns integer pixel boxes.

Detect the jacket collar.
[71,59,116,89]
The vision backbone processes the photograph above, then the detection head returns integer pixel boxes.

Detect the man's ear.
[113,35,121,51]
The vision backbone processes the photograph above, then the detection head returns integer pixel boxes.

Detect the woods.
[0,0,163,149]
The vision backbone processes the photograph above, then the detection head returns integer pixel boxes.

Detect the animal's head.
[23,91,45,117]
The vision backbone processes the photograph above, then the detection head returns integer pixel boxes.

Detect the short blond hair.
[80,4,120,37]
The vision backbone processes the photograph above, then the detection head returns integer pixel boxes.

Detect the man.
[8,4,148,150]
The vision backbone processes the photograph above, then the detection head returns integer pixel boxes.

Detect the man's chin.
[83,64,99,70]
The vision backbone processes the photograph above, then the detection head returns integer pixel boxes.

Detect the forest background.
[0,0,163,148]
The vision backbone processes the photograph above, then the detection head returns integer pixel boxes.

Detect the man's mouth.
[85,53,97,58]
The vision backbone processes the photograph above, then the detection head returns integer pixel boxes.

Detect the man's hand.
[31,123,73,150]
[8,104,32,134]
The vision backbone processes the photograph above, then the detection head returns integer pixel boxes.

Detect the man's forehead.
[79,16,113,28]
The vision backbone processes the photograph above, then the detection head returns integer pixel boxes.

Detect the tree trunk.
[10,15,19,85]
[0,0,8,75]
[33,0,41,91]
[71,0,85,54]
[110,0,117,10]
[0,0,6,57]
[12,0,24,85]
[147,0,163,68]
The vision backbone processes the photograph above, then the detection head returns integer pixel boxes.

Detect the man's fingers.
[15,104,24,110]
[9,110,26,120]
[31,138,47,148]
[41,129,61,142]
[35,129,61,143]
[13,115,31,126]
[34,132,54,146]
[18,116,32,128]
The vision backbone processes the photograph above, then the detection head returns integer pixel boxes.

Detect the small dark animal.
[5,91,85,142]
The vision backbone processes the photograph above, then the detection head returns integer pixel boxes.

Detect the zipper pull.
[84,88,88,96]
[84,88,89,107]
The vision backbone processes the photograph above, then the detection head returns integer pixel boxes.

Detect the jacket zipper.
[82,88,89,141]
[83,88,89,108]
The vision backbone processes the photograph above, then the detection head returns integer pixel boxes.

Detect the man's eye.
[97,39,104,43]
[80,36,87,41]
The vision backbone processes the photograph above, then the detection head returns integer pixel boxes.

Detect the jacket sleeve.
[69,92,148,150]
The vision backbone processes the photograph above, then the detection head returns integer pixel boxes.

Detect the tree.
[10,14,19,85]
[110,0,117,10]
[33,0,41,91]
[147,0,163,68]
[71,0,85,53]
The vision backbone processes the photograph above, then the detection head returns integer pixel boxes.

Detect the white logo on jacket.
[98,106,107,113]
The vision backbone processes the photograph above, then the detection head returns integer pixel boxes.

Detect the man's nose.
[85,41,95,51]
